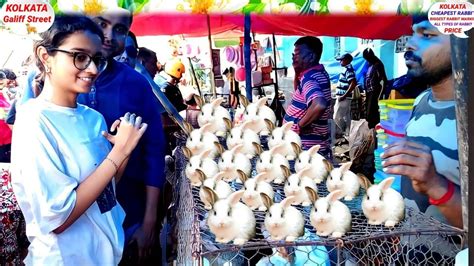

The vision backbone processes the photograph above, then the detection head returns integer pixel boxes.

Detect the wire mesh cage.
[172,133,466,265]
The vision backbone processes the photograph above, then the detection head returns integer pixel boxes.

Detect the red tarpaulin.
[131,13,412,40]
[130,13,241,37]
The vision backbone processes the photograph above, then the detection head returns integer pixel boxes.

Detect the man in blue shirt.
[78,9,166,263]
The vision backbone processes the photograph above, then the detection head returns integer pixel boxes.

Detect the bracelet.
[429,180,455,206]
[105,157,119,173]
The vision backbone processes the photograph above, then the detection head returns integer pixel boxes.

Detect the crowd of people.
[0,10,464,265]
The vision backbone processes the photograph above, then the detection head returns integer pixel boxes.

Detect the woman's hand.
[103,112,148,157]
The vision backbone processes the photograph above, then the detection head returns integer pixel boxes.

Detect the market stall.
[131,13,413,102]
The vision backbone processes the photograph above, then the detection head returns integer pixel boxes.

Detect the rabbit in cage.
[199,171,234,210]
[306,187,352,238]
[196,96,232,137]
[218,144,252,183]
[239,96,277,136]
[226,120,262,159]
[284,166,318,206]
[256,144,291,184]
[267,121,302,160]
[240,171,274,211]
[326,162,371,201]
[294,144,333,184]
[261,194,304,242]
[185,122,223,158]
[205,189,256,245]
[183,148,219,187]
[362,176,405,227]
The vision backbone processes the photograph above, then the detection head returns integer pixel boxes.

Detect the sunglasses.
[50,48,108,72]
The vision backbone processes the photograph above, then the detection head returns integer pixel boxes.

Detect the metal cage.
[171,133,466,265]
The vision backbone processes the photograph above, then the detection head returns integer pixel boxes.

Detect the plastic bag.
[333,97,351,137]
[349,119,375,178]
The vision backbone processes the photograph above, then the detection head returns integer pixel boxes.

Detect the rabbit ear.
[237,170,248,183]
[214,142,225,156]
[305,187,318,203]
[260,193,273,211]
[239,95,250,108]
[182,146,193,160]
[299,166,312,178]
[264,119,275,132]
[323,159,334,172]
[291,142,302,156]
[213,171,227,182]
[196,169,206,183]
[200,123,213,134]
[255,172,268,183]
[231,144,244,154]
[223,117,233,131]
[211,98,224,109]
[379,176,395,191]
[183,121,194,135]
[257,97,268,108]
[280,196,296,209]
[270,144,286,156]
[340,162,352,174]
[280,165,291,179]
[327,190,344,203]
[241,120,252,130]
[194,94,204,108]
[227,190,244,206]
[253,142,263,156]
[202,187,218,206]
[357,173,372,190]
[308,145,321,156]
[282,122,294,132]
[198,148,213,159]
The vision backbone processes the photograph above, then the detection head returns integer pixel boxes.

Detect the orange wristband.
[429,180,455,206]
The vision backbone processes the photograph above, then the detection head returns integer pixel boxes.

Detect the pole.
[272,34,279,93]
[187,57,202,97]
[206,14,216,98]
[252,32,258,71]
[244,14,252,102]
[450,35,468,234]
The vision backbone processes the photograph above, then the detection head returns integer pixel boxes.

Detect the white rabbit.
[184,148,219,187]
[362,177,405,227]
[205,189,256,245]
[218,144,252,183]
[284,167,318,206]
[306,188,351,238]
[226,121,262,159]
[241,96,277,136]
[240,172,274,211]
[256,144,291,184]
[199,172,234,210]
[197,96,232,137]
[326,162,371,201]
[268,122,302,160]
[295,145,333,184]
[261,194,304,242]
[185,123,224,158]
